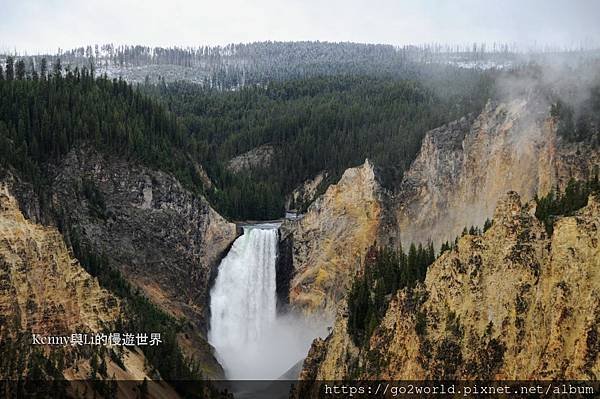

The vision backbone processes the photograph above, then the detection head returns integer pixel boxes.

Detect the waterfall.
[209,223,328,380]
[209,224,279,379]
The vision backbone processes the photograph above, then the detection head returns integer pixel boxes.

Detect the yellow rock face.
[285,100,600,319]
[302,192,600,380]
[395,100,600,249]
[283,160,384,315]
[0,185,120,336]
[0,185,168,385]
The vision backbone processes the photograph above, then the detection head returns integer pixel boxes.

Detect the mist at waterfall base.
[209,224,328,380]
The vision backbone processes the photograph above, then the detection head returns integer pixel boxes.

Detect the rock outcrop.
[300,192,600,381]
[395,99,600,248]
[280,160,387,315]
[285,171,329,212]
[226,144,274,173]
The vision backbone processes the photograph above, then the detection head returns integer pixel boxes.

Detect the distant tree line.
[2,41,540,88]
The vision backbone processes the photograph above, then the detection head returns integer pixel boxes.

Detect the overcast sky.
[2,0,599,54]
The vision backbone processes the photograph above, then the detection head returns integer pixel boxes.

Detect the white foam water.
[209,223,329,380]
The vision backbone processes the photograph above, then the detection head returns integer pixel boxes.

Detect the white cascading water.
[209,223,291,380]
[209,223,328,380]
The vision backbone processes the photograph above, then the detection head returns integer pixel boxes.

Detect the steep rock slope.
[49,146,238,325]
[1,146,237,378]
[0,185,183,396]
[301,192,600,380]
[280,160,390,314]
[395,99,600,248]
[0,185,120,336]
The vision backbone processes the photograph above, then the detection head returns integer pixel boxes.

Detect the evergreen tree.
[5,56,14,80]
[347,244,438,346]
[483,218,493,232]
[29,59,38,80]
[15,59,26,80]
[53,58,62,77]
[535,176,600,234]
[40,58,48,79]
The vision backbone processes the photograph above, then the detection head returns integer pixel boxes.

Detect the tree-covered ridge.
[52,41,523,69]
[8,41,594,88]
[0,57,204,195]
[347,243,435,347]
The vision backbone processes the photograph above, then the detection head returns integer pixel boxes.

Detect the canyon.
[282,97,600,319]
[276,96,600,384]
[1,90,599,391]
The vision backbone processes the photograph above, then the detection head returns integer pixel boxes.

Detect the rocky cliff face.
[0,185,120,336]
[395,99,600,248]
[280,160,388,315]
[282,99,600,316]
[300,192,600,381]
[2,146,237,379]
[0,185,187,393]
[285,171,329,212]
[49,146,237,326]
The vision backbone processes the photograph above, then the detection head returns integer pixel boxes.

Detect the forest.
[0,57,207,209]
[0,53,495,219]
[347,243,435,347]
[146,70,493,218]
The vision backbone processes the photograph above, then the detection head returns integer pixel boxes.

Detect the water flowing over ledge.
[209,223,325,380]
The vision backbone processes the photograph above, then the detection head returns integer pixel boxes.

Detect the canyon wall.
[49,146,238,325]
[0,185,120,337]
[1,145,238,379]
[280,160,389,315]
[300,192,600,381]
[283,98,600,317]
[0,185,184,396]
[395,99,600,248]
